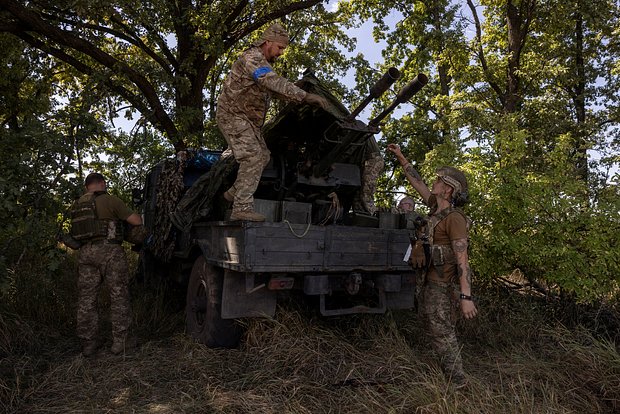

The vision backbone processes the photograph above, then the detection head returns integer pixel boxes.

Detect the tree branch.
[15,31,165,143]
[224,0,322,48]
[0,0,184,150]
[466,0,505,107]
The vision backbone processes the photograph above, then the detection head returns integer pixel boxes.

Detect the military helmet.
[253,23,289,47]
[436,166,469,206]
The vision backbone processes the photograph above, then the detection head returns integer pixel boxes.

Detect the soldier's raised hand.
[303,93,329,110]
[387,143,403,156]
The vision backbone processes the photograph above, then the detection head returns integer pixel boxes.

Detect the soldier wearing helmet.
[397,196,416,213]
[216,23,329,222]
[387,143,477,389]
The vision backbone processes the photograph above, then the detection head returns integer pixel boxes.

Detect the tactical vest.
[409,206,472,280]
[70,192,124,243]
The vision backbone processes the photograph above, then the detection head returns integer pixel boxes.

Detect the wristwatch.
[459,293,473,301]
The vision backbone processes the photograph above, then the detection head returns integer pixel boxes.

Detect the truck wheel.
[185,256,242,348]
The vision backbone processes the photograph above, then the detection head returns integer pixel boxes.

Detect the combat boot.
[230,210,265,222]
[81,340,99,357]
[111,335,137,355]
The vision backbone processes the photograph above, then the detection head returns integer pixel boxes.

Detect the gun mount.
[258,69,428,215]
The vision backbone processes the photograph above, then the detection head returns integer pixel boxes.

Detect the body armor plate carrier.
[70,192,124,243]
[409,206,471,280]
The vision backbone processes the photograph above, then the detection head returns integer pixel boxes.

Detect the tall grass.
[1,251,619,413]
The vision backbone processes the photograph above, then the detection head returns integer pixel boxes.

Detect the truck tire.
[185,256,242,348]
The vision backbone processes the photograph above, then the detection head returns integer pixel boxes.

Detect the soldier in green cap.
[387,143,478,389]
[217,23,329,222]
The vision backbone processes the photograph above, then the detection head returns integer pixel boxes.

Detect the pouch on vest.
[431,244,457,279]
[431,244,456,266]
[105,220,125,244]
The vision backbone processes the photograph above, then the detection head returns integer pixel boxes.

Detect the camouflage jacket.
[217,46,307,128]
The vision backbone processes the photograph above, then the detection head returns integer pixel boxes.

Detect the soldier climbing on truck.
[215,23,328,222]
[135,31,429,347]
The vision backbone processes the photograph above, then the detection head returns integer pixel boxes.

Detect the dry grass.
[1,280,619,414]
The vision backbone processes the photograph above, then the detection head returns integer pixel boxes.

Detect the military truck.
[136,69,428,348]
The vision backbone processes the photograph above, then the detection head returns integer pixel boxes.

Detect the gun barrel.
[396,73,428,103]
[368,73,428,127]
[349,67,401,120]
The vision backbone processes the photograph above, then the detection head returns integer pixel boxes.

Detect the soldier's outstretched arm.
[126,213,142,226]
[386,143,431,204]
[452,237,478,319]
[243,49,307,104]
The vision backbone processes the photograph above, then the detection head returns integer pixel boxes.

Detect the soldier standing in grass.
[70,173,142,356]
[387,144,478,388]
[216,23,329,222]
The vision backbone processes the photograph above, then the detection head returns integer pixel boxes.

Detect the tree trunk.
[505,0,535,113]
[571,10,588,182]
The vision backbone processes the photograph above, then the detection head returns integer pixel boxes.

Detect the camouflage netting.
[151,157,188,262]
[264,72,379,172]
[169,153,238,231]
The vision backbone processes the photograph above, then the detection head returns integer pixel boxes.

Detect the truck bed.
[192,221,412,273]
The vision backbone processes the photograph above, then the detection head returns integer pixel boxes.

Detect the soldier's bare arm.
[386,143,431,203]
[452,237,478,319]
[126,213,142,226]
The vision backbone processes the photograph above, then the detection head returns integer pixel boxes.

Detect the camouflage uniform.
[353,137,384,214]
[217,45,307,214]
[360,147,384,215]
[73,192,134,351]
[77,242,131,344]
[418,208,469,384]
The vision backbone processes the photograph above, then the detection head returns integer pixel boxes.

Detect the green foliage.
[348,0,620,302]
[464,125,620,300]
[1,0,619,306]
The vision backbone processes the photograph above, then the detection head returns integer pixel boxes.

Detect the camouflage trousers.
[354,151,384,214]
[217,112,270,213]
[77,243,131,343]
[418,279,465,380]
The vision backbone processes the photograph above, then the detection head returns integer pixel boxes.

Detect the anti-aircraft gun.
[137,69,428,348]
[257,69,428,221]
